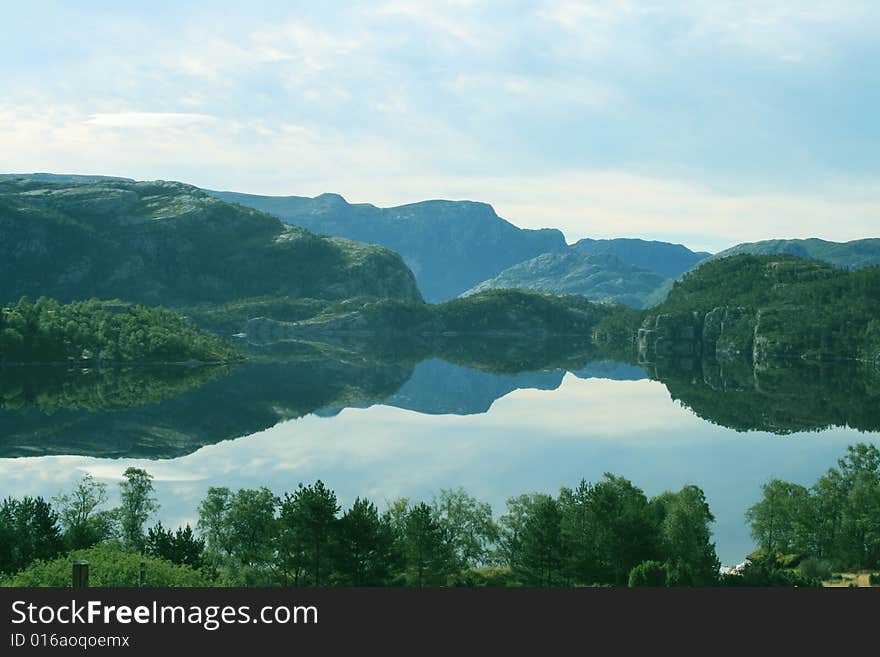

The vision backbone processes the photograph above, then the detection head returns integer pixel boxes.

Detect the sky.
[1,0,879,251]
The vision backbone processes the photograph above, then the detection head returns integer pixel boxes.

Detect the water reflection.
[1,340,879,565]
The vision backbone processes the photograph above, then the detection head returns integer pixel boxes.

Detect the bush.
[1,542,212,587]
[628,560,669,587]
[799,557,834,581]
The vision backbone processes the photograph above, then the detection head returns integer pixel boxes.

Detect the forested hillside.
[639,255,880,364]
[0,297,239,363]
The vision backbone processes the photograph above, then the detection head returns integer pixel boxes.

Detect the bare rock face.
[638,313,702,365]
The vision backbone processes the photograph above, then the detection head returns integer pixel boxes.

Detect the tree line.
[4,446,878,587]
[0,297,239,364]
[746,443,880,577]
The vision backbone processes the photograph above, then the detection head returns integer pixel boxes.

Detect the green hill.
[711,238,880,270]
[462,252,668,307]
[638,254,880,364]
[0,178,421,306]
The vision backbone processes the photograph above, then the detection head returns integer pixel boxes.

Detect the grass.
[822,572,879,588]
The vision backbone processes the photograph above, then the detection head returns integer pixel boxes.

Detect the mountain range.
[209,189,716,305]
[3,174,879,317]
[207,190,567,301]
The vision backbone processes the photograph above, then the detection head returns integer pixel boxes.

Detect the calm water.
[1,356,878,565]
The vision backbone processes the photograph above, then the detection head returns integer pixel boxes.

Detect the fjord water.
[1,357,878,565]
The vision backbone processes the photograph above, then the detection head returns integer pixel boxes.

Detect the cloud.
[85,112,217,129]
[4,103,879,252]
[2,2,879,251]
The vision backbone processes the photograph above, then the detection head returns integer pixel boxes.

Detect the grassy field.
[823,572,879,588]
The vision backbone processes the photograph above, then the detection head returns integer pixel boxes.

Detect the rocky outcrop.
[639,306,761,368]
[637,312,702,365]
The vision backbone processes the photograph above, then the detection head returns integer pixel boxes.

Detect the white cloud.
[85,112,217,129]
[4,103,879,252]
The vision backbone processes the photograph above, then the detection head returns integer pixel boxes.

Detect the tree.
[335,498,397,586]
[53,474,117,550]
[828,443,880,568]
[197,487,233,567]
[278,481,340,586]
[196,486,279,585]
[0,496,64,575]
[497,493,548,572]
[432,488,498,570]
[746,480,813,556]
[653,485,720,586]
[579,474,657,585]
[558,484,599,585]
[402,503,455,587]
[145,523,205,569]
[515,495,565,586]
[227,488,279,582]
[117,468,159,550]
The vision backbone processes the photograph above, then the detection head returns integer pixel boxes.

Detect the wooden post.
[72,560,89,588]
[139,561,146,587]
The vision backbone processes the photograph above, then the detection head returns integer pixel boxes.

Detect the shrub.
[628,560,669,587]
[2,542,212,587]
[798,557,834,581]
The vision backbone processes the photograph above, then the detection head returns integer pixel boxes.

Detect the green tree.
[402,503,455,587]
[653,485,720,586]
[579,474,657,585]
[515,495,565,586]
[145,523,205,569]
[558,483,599,585]
[433,488,498,569]
[278,481,340,586]
[746,479,813,556]
[196,486,279,585]
[335,498,397,586]
[117,467,159,550]
[52,474,117,550]
[0,497,64,575]
[497,493,548,573]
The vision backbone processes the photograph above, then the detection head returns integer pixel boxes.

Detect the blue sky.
[2,1,879,250]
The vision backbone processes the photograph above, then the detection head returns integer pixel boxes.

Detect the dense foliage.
[3,543,211,587]
[654,361,880,434]
[746,443,880,571]
[2,471,724,588]
[10,446,878,588]
[647,255,880,361]
[0,363,232,414]
[0,297,240,363]
[434,289,617,335]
